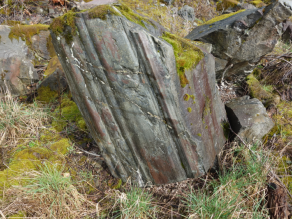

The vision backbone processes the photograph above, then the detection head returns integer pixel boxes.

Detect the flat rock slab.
[186,1,292,81]
[51,6,227,185]
[225,96,274,143]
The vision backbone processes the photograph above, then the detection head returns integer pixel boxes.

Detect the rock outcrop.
[0,24,54,96]
[50,4,227,185]
[225,96,274,143]
[186,1,292,81]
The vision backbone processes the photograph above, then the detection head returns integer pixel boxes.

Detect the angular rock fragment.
[186,1,292,81]
[50,4,227,185]
[225,96,274,143]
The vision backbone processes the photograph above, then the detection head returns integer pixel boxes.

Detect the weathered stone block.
[50,5,227,185]
[186,1,292,81]
[225,96,274,143]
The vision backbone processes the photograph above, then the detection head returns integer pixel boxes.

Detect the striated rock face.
[50,5,227,185]
[186,1,292,81]
[225,96,274,143]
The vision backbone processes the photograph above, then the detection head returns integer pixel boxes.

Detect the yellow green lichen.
[162,32,204,87]
[184,94,190,101]
[197,133,202,137]
[187,107,192,113]
[8,24,49,47]
[44,56,62,77]
[202,9,245,26]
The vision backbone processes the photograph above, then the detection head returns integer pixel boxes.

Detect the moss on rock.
[44,56,62,77]
[202,9,245,26]
[8,24,49,47]
[162,32,204,87]
[246,73,273,101]
[50,10,77,44]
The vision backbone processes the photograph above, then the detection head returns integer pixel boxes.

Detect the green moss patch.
[50,11,77,44]
[162,32,204,87]
[0,129,70,193]
[36,86,58,103]
[52,95,87,132]
[246,73,273,101]
[8,24,49,47]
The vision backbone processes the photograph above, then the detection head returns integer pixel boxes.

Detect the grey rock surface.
[225,96,274,143]
[186,1,292,81]
[0,25,39,96]
[178,5,195,22]
[37,66,67,93]
[50,5,227,185]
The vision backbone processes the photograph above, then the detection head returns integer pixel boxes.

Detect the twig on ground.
[76,146,101,157]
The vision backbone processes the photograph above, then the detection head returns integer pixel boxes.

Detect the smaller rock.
[37,56,67,93]
[225,96,274,143]
[178,5,195,22]
[282,20,292,43]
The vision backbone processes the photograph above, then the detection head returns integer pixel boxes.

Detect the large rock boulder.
[225,96,274,143]
[50,4,227,185]
[186,1,292,81]
[0,24,54,96]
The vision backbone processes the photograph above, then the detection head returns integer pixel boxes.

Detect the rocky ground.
[1,0,292,218]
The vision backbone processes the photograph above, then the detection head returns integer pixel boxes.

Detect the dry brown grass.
[0,91,49,149]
